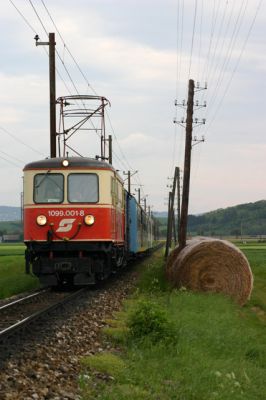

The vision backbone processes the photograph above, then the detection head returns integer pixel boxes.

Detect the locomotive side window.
[111,177,118,206]
[34,173,64,203]
[68,173,99,203]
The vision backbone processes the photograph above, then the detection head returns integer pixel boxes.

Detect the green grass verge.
[0,255,39,298]
[80,247,266,400]
[0,243,25,256]
[241,247,266,313]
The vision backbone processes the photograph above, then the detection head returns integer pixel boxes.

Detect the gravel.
[0,269,139,400]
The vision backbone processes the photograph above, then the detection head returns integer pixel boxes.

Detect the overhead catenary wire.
[10,0,147,201]
[38,0,147,196]
[40,0,98,96]
[0,154,22,168]
[0,126,45,157]
[9,0,36,34]
[0,150,25,165]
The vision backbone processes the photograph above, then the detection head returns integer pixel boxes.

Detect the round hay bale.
[166,238,253,306]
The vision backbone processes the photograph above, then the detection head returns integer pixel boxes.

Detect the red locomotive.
[23,156,130,285]
[23,95,156,285]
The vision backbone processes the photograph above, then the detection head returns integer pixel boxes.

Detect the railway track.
[0,287,86,344]
[0,245,164,347]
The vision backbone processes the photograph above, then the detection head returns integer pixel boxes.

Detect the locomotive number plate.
[48,210,85,217]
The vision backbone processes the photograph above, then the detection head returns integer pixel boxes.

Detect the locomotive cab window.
[34,173,64,204]
[68,173,99,203]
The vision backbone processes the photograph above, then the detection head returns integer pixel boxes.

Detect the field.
[80,242,266,399]
[0,243,39,298]
[0,241,266,398]
[238,242,266,314]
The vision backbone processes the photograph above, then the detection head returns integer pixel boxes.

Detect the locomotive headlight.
[62,159,69,167]
[84,214,95,226]
[36,215,47,226]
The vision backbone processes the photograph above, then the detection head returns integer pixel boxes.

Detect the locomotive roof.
[23,157,116,171]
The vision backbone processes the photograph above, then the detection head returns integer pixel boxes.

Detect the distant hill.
[0,206,21,221]
[157,200,266,237]
[1,200,266,237]
[188,200,266,236]
[153,211,168,218]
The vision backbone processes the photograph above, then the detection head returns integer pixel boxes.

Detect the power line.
[0,150,25,164]
[188,0,198,79]
[40,0,98,96]
[28,0,48,36]
[9,0,37,34]
[10,0,147,200]
[0,126,45,156]
[206,0,263,136]
[0,154,22,168]
[206,0,248,112]
[40,0,137,177]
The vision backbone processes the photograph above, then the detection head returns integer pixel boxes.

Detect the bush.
[127,299,175,343]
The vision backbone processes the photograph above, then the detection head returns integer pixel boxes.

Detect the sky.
[0,0,265,213]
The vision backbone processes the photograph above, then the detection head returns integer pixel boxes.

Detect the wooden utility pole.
[49,33,56,158]
[165,191,173,258]
[166,166,180,255]
[35,33,57,158]
[179,79,195,249]
[127,171,131,194]
[108,135,112,164]
[177,167,181,243]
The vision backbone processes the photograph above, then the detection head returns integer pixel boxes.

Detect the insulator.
[174,99,177,106]
[173,118,177,123]
[202,118,206,124]
[182,99,185,106]
[205,82,207,89]
[195,100,199,106]
[196,81,200,88]
[204,101,207,107]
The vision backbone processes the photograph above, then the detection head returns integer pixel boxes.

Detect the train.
[23,156,157,286]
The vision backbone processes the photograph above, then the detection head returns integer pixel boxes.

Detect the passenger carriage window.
[68,173,99,203]
[34,173,64,203]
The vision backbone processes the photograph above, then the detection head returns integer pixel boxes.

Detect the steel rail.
[0,288,86,343]
[0,288,49,311]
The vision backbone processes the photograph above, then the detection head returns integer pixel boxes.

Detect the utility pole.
[108,135,112,164]
[173,208,177,244]
[138,188,140,204]
[127,171,131,194]
[177,167,181,243]
[165,166,180,258]
[165,191,173,258]
[35,33,57,158]
[123,170,138,194]
[179,79,195,249]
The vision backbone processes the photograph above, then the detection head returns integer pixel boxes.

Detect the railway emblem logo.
[56,218,76,233]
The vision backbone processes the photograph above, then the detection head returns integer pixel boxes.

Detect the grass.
[0,243,25,256]
[0,254,39,298]
[241,247,266,313]
[80,247,266,400]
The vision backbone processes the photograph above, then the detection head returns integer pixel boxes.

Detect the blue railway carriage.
[126,194,154,256]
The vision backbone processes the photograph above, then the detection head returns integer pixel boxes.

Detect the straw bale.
[166,238,253,306]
